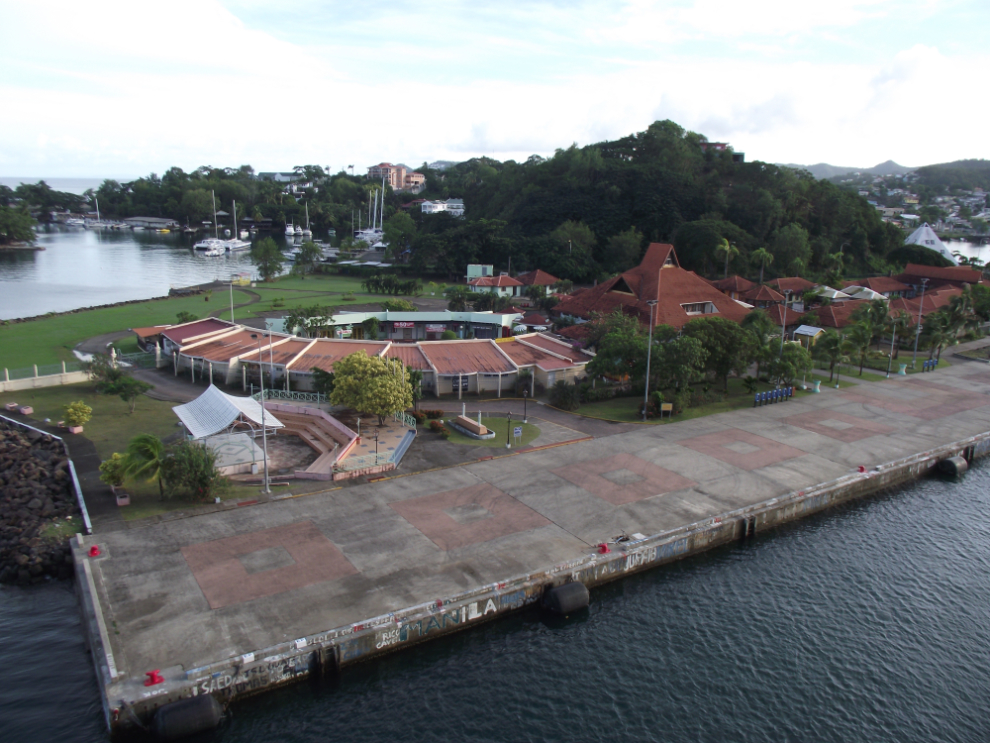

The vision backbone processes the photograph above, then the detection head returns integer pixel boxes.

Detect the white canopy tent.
[843,286,888,301]
[813,285,853,301]
[904,223,956,264]
[173,384,284,440]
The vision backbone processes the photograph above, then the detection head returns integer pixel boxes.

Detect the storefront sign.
[393,321,416,329]
[425,324,446,332]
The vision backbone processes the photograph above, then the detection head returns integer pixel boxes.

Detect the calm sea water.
[2,462,989,743]
[0,228,315,321]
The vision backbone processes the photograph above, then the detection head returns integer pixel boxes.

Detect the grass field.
[441,416,541,448]
[573,376,849,423]
[0,382,181,459]
[0,382,259,520]
[0,290,253,368]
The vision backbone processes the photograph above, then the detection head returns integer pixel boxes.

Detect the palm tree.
[921,311,952,362]
[123,434,166,499]
[825,251,845,286]
[851,298,889,350]
[752,247,774,285]
[885,309,910,360]
[813,330,845,384]
[945,288,978,340]
[742,309,776,379]
[845,321,874,376]
[715,239,739,280]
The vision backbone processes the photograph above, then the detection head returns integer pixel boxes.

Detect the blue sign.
[513,426,523,437]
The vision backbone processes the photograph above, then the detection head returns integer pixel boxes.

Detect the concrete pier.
[74,363,990,734]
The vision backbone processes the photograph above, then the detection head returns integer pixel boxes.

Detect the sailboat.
[194,191,225,251]
[302,203,312,238]
[353,179,385,245]
[86,197,110,229]
[222,200,251,252]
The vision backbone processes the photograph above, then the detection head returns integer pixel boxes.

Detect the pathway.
[85,362,990,686]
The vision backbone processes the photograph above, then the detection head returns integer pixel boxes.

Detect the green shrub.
[424,409,444,419]
[63,400,92,427]
[549,380,581,411]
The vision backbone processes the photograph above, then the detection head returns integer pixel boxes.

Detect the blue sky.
[1,0,987,178]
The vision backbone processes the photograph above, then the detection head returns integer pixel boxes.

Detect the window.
[681,301,716,315]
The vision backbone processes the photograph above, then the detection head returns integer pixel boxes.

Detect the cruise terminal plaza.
[73,360,990,732]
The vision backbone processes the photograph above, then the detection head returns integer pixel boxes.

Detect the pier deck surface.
[87,364,990,686]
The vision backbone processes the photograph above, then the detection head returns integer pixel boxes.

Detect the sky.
[1,0,987,179]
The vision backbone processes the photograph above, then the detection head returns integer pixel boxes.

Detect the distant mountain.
[779,160,913,180]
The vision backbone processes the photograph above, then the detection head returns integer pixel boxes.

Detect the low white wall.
[0,371,90,393]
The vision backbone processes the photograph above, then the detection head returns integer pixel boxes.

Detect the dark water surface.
[2,462,989,742]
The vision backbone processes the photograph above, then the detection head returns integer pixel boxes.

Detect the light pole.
[523,389,528,423]
[250,334,271,495]
[911,278,929,368]
[642,299,658,422]
[885,319,899,378]
[505,411,511,449]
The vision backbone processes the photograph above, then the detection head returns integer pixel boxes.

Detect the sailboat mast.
[232,200,237,239]
[95,197,100,223]
[212,191,218,239]
[380,177,386,230]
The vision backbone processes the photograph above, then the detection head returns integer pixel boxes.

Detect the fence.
[4,361,85,381]
[114,351,157,369]
[252,390,418,430]
[251,389,328,404]
[334,451,395,472]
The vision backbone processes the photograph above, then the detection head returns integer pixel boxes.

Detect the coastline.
[0,241,44,251]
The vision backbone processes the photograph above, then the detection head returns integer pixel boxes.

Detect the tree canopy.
[329,351,414,425]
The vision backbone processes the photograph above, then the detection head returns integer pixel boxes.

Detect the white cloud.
[0,1,987,176]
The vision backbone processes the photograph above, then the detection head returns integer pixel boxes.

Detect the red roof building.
[712,275,755,299]
[552,243,750,330]
[467,274,523,297]
[515,269,560,287]
[894,264,982,292]
[740,284,785,308]
[767,277,816,296]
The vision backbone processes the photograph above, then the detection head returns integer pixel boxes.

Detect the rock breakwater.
[0,422,80,584]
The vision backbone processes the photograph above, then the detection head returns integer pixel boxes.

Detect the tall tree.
[751,247,774,285]
[715,239,739,279]
[251,237,284,282]
[682,316,752,391]
[123,434,166,499]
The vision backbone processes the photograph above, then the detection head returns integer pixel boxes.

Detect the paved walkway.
[87,363,990,679]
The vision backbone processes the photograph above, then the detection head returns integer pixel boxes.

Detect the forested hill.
[914,159,990,192]
[412,120,904,282]
[6,120,911,282]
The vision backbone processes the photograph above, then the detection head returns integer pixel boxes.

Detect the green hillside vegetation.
[10,120,911,285]
[915,159,990,193]
[407,120,904,282]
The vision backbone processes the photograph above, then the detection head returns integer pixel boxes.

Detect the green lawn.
[0,382,181,458]
[574,377,840,424]
[0,290,253,369]
[442,416,541,448]
[0,382,262,521]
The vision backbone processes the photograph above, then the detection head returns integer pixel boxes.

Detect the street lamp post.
[642,300,658,422]
[250,334,271,495]
[885,322,899,378]
[523,389,528,424]
[911,278,929,368]
[505,412,511,449]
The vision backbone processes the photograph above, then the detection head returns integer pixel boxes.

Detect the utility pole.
[642,300,658,421]
[911,278,929,368]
